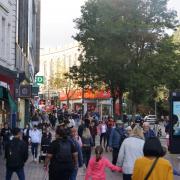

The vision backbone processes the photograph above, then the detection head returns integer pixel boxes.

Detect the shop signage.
[32,86,39,97]
[35,76,44,84]
[19,85,32,98]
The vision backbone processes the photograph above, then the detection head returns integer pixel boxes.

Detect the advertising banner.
[169,91,180,153]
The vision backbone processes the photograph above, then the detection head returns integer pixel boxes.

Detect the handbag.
[144,157,159,180]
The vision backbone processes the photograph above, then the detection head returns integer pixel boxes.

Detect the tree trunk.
[132,102,137,121]
[67,98,70,109]
[112,96,116,120]
[118,91,123,119]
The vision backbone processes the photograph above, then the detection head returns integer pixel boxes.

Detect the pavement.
[0,145,122,180]
[1,126,180,180]
[1,147,180,180]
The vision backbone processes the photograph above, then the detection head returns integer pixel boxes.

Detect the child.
[85,146,122,180]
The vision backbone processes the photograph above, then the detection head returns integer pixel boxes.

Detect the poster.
[173,101,180,135]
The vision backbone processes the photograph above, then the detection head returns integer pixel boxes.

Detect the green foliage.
[70,0,179,114]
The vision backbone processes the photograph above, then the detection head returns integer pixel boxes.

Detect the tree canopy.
[69,0,179,115]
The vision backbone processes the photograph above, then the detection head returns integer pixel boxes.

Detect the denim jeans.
[31,143,38,159]
[6,167,25,180]
[82,146,91,167]
[112,147,120,165]
[70,168,78,180]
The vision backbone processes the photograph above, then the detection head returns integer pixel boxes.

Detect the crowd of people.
[0,108,179,180]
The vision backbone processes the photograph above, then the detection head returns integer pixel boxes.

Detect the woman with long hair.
[82,127,93,167]
[85,146,122,180]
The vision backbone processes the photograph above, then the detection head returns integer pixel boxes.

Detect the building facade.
[15,0,41,128]
[0,0,17,126]
[0,0,41,128]
[39,43,113,118]
[39,42,80,100]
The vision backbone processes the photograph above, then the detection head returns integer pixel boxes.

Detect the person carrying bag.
[144,158,159,180]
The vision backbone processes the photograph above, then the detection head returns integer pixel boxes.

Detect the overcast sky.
[41,0,180,48]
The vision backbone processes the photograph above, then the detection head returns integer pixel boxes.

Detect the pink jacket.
[85,157,122,180]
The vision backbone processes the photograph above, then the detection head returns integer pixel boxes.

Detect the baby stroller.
[39,132,52,163]
[39,144,49,163]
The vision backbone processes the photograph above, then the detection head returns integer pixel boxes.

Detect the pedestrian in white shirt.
[117,125,145,180]
[99,120,107,148]
[29,125,42,162]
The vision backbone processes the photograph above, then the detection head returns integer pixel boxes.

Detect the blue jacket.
[109,127,125,149]
[144,129,155,139]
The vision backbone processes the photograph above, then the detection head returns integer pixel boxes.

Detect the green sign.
[35,76,44,84]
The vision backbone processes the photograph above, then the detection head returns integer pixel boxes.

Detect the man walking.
[29,125,42,162]
[44,126,78,180]
[5,128,28,180]
[109,120,126,165]
[143,122,155,139]
[1,123,11,152]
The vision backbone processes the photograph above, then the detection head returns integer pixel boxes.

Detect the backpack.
[55,139,73,165]
[7,140,23,168]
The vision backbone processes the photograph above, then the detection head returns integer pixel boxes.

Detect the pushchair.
[39,144,49,163]
[39,132,52,163]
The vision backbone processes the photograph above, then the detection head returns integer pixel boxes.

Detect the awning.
[8,93,17,113]
[0,86,17,112]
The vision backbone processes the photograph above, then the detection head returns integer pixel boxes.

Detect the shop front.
[59,89,113,119]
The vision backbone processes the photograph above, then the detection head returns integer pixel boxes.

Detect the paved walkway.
[0,148,122,180]
[0,136,180,180]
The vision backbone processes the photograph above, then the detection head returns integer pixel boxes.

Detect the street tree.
[71,0,178,116]
[49,73,79,108]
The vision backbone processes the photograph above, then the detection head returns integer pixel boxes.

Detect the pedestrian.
[143,122,155,139]
[68,116,76,128]
[49,113,56,129]
[109,120,126,165]
[85,146,122,180]
[70,128,83,180]
[31,112,40,126]
[23,124,30,145]
[1,123,11,152]
[78,120,85,138]
[5,128,28,180]
[82,127,93,167]
[117,125,145,180]
[41,127,52,152]
[125,126,133,137]
[44,126,78,180]
[29,125,42,162]
[99,120,107,149]
[132,137,173,180]
[89,121,97,146]
[106,118,114,152]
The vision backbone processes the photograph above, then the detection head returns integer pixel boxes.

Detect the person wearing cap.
[109,120,126,165]
[143,122,155,139]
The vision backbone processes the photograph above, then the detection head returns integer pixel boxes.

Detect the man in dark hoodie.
[5,128,28,180]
